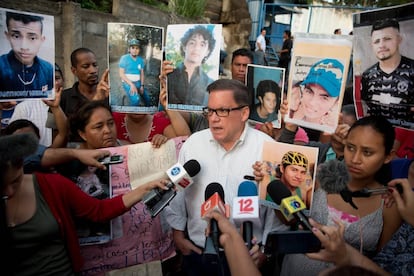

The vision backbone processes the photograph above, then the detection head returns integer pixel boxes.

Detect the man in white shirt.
[255,28,267,65]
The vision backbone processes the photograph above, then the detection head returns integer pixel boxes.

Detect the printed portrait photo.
[260,141,319,212]
[166,24,222,112]
[353,3,414,130]
[246,64,285,128]
[108,23,163,113]
[0,8,54,101]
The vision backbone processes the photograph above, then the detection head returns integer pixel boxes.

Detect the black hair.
[6,11,44,33]
[256,80,281,111]
[334,28,341,34]
[231,48,254,64]
[70,47,95,67]
[0,133,38,275]
[55,63,64,80]
[180,25,216,63]
[347,116,394,185]
[207,79,250,106]
[371,18,399,34]
[284,30,292,38]
[4,119,40,139]
[69,100,112,141]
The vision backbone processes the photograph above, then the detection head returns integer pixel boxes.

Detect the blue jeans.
[122,81,150,106]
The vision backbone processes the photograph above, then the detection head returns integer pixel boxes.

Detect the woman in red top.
[0,133,169,275]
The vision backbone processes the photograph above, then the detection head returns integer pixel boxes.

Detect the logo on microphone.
[170,166,181,176]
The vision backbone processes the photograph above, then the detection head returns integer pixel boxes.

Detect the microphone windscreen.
[205,182,225,201]
[267,180,292,205]
[183,159,201,177]
[317,159,348,194]
[0,133,38,164]
[237,181,258,197]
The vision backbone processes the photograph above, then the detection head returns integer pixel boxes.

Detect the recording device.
[267,180,313,231]
[143,159,201,217]
[232,180,260,250]
[202,183,225,259]
[99,155,124,165]
[265,230,321,254]
[352,184,404,197]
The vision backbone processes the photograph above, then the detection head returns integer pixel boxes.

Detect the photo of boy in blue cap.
[119,38,150,106]
[289,58,344,128]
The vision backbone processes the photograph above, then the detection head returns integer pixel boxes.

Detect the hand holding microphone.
[201,182,226,256]
[143,159,200,217]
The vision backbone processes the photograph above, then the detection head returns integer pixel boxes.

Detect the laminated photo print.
[353,3,414,130]
[166,24,222,112]
[246,64,285,129]
[259,141,319,215]
[108,23,163,113]
[0,8,55,101]
[284,33,352,133]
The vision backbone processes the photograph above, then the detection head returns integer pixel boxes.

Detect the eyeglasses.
[202,105,247,117]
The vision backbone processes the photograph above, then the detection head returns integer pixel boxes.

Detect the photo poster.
[74,164,113,246]
[108,23,164,113]
[165,24,222,112]
[246,64,285,128]
[352,3,414,130]
[0,8,55,101]
[79,139,185,273]
[259,141,319,215]
[284,33,353,133]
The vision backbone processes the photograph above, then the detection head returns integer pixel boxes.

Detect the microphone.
[267,180,312,231]
[201,183,225,257]
[143,159,201,217]
[232,180,261,250]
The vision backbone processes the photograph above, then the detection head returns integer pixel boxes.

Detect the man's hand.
[75,149,110,170]
[389,179,414,226]
[95,68,110,100]
[129,84,138,96]
[252,161,264,182]
[173,230,202,255]
[43,86,63,108]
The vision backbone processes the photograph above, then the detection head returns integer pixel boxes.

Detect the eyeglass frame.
[202,105,248,117]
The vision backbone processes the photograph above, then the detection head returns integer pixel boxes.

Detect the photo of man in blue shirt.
[0,10,53,100]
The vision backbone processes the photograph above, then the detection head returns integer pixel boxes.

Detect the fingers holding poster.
[284,33,353,134]
[353,3,414,130]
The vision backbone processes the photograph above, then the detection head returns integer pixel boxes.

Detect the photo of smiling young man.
[166,24,222,111]
[0,8,54,101]
[353,3,414,130]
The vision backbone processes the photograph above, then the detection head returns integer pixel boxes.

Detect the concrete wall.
[0,0,198,87]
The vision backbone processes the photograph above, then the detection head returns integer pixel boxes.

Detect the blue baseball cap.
[301,59,344,97]
[129,39,140,47]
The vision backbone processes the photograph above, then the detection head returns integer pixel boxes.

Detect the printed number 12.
[238,198,253,212]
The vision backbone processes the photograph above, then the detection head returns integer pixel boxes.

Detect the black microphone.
[202,183,225,257]
[267,180,313,231]
[143,159,201,217]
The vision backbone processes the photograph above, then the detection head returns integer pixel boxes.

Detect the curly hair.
[180,25,216,63]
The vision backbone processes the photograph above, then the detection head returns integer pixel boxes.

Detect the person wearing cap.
[289,58,344,127]
[167,25,216,107]
[361,18,414,130]
[0,132,171,275]
[279,151,312,208]
[119,38,150,106]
